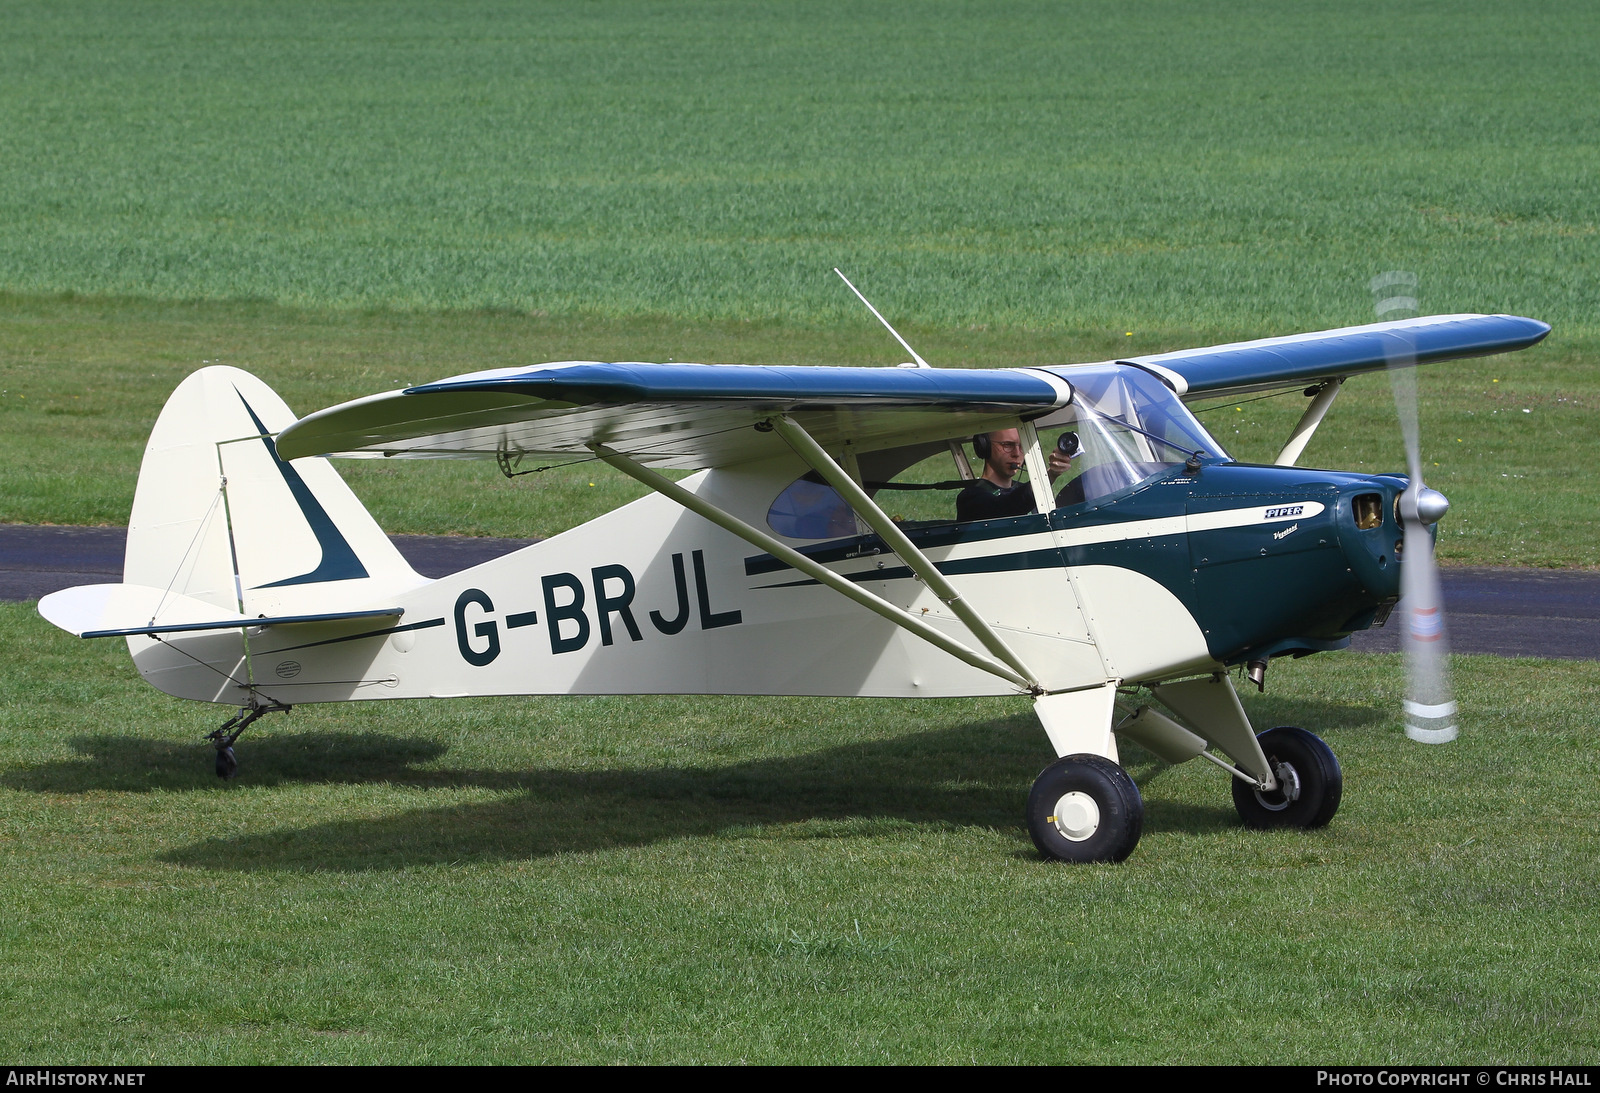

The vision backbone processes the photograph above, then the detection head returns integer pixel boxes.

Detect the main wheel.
[1026,754,1144,863]
[1231,726,1342,829]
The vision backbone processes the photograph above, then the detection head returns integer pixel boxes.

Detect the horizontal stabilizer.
[39,583,402,639]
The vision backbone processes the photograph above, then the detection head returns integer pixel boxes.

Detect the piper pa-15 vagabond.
[38,291,1548,862]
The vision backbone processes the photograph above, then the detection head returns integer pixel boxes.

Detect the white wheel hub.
[1050,791,1100,841]
[1254,760,1301,812]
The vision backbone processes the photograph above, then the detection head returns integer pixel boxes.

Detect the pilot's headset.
[974,431,1079,462]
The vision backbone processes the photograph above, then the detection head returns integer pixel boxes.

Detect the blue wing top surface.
[273,314,1547,468]
[405,361,1066,406]
[274,363,1070,469]
[1108,313,1550,400]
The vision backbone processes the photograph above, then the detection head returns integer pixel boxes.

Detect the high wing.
[273,314,1549,467]
[1121,313,1549,401]
[274,363,1071,468]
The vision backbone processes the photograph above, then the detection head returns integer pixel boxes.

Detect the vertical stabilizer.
[125,367,424,621]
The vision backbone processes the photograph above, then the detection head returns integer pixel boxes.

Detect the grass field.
[3,0,1598,1065]
[0,1,1596,333]
[4,603,1599,1063]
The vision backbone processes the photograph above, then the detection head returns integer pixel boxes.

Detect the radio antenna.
[834,268,930,368]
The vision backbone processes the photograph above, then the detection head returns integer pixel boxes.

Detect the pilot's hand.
[1047,449,1075,480]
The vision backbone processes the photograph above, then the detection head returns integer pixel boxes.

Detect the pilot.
[956,428,1075,522]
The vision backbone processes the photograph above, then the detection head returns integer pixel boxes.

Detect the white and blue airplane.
[38,308,1548,861]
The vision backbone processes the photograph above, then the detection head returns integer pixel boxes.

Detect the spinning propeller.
[1372,272,1458,743]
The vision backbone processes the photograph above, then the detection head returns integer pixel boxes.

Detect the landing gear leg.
[1148,675,1343,832]
[204,700,291,779]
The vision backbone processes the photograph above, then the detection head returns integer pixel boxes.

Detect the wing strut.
[588,444,1038,693]
[768,415,1043,690]
[1274,379,1344,466]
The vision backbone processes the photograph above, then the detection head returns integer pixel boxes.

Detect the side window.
[870,449,970,525]
[1036,424,1089,508]
[765,439,976,539]
[766,475,857,540]
[1040,415,1164,508]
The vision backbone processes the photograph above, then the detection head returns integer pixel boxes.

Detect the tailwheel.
[203,700,291,780]
[1025,754,1144,863]
[1231,726,1343,829]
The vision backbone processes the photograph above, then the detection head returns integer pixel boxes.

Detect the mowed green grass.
[3,603,1597,1063]
[3,3,1597,556]
[0,1,1595,334]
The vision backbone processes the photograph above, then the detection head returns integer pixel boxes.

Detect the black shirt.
[955,479,1036,522]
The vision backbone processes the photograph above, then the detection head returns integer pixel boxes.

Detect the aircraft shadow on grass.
[5,698,1384,872]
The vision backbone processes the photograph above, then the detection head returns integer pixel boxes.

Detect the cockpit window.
[1039,366,1226,508]
[765,366,1222,538]
[767,441,969,539]
[766,474,857,540]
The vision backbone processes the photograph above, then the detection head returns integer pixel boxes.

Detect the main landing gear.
[1025,754,1144,863]
[1027,677,1343,862]
[1230,725,1342,829]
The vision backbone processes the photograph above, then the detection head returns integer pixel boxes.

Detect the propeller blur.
[1374,272,1459,744]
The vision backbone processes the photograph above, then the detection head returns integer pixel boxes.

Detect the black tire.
[1231,726,1342,829]
[1026,754,1144,863]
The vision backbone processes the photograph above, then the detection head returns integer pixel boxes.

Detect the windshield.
[1038,365,1227,508]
